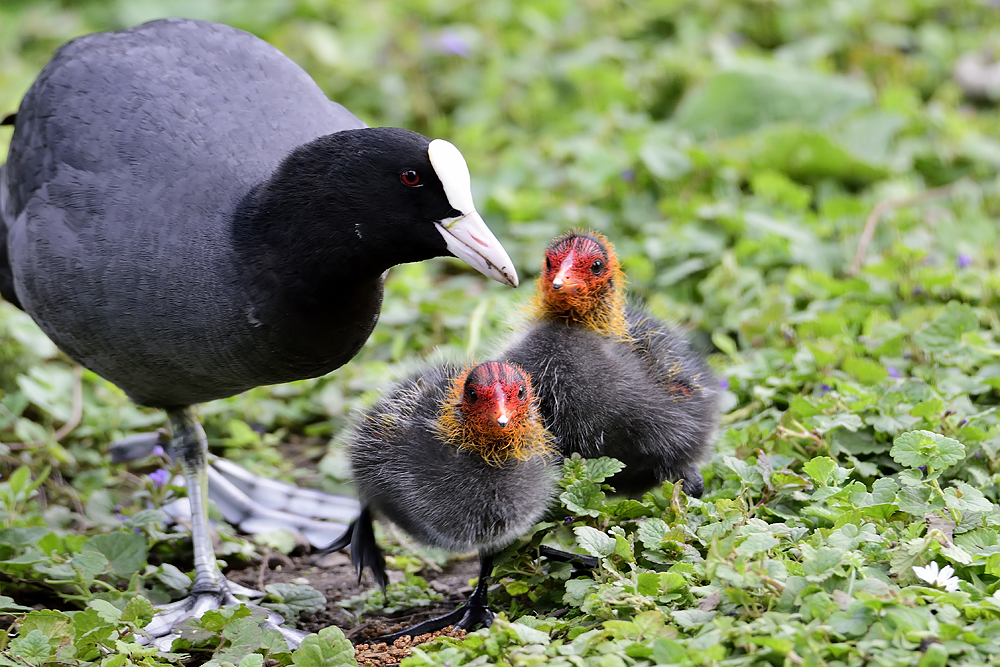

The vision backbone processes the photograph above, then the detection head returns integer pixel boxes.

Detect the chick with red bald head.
[321,361,556,642]
[504,230,719,498]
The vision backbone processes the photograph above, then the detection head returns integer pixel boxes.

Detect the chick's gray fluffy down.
[504,305,718,497]
[348,364,558,554]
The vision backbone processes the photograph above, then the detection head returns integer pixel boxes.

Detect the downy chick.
[503,230,718,498]
[324,361,556,641]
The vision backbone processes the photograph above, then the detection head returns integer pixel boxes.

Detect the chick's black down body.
[0,19,469,408]
[349,364,556,554]
[505,305,718,498]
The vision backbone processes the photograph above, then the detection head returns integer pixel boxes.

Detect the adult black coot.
[0,18,518,646]
[503,231,717,497]
[324,361,556,642]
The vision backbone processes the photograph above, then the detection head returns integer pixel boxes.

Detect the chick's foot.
[372,601,495,645]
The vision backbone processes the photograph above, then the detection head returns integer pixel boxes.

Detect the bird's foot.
[538,545,599,570]
[109,432,360,547]
[369,601,494,645]
[677,465,704,499]
[204,460,358,547]
[143,585,307,652]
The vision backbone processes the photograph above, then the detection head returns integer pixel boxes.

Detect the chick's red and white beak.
[429,139,518,288]
[491,383,509,428]
[552,252,581,291]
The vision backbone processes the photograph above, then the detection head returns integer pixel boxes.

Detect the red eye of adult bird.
[400,169,422,186]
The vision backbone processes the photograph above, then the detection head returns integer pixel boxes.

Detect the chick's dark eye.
[545,257,552,272]
[467,388,478,404]
[400,170,422,187]
[591,259,604,274]
[517,386,526,400]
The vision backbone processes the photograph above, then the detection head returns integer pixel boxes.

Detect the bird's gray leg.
[171,411,221,593]
[142,408,308,651]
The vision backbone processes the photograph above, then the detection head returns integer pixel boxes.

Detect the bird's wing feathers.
[0,164,20,308]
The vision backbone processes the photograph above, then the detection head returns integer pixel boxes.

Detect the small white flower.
[913,562,961,592]
[913,561,940,584]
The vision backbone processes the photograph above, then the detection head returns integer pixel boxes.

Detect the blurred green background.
[2,0,1000,509]
[2,0,996,429]
[2,0,1000,645]
[2,0,1000,505]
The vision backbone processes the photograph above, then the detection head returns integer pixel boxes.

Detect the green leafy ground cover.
[2,0,1000,664]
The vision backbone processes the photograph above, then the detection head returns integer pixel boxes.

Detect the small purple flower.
[149,469,171,488]
[563,516,576,526]
[919,465,928,473]
[437,30,470,58]
[958,418,968,427]
[151,444,166,458]
[957,254,973,268]
[888,366,902,378]
[974,451,982,458]
[820,383,832,393]
[719,378,730,390]
[620,169,636,183]
[912,285,923,296]
[134,527,143,534]
[114,505,125,521]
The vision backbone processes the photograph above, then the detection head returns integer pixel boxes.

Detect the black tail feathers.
[318,505,388,593]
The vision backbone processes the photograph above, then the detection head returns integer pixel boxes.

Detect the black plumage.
[327,361,556,640]
[0,18,518,646]
[503,231,718,498]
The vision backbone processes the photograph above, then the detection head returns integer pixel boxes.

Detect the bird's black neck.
[232,137,444,318]
[231,136,413,308]
[228,156,391,372]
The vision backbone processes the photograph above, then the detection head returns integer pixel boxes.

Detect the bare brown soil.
[225,549,480,663]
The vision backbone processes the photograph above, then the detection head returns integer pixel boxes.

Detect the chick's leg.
[142,408,307,651]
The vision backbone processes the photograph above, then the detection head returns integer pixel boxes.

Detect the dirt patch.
[355,627,467,666]
[226,550,480,640]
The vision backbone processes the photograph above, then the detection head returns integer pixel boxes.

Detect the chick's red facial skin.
[437,361,553,465]
[532,230,628,339]
[540,233,613,315]
[461,361,532,435]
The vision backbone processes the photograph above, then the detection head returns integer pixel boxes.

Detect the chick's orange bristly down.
[506,230,719,498]
[437,361,552,465]
[322,361,556,643]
